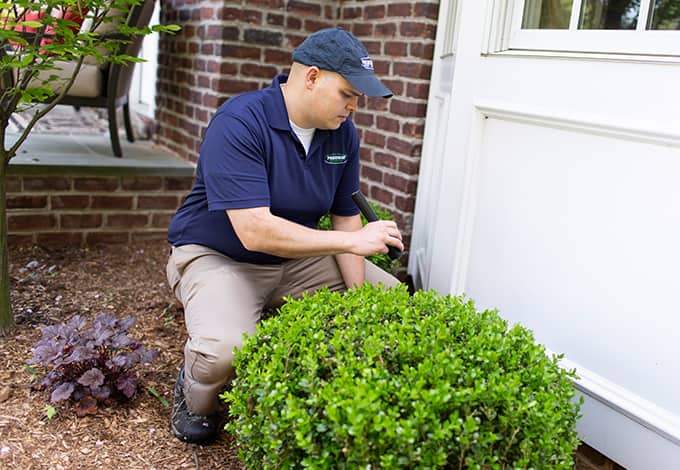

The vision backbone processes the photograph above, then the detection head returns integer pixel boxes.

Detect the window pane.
[648,0,680,29]
[522,0,574,29]
[579,0,640,29]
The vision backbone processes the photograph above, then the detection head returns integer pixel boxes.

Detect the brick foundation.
[6,173,194,246]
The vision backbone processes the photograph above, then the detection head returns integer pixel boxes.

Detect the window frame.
[504,0,680,57]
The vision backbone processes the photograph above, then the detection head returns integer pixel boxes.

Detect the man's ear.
[304,66,321,90]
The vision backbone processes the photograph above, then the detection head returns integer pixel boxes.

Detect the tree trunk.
[0,162,13,334]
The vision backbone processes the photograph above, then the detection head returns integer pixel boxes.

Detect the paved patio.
[7,105,194,177]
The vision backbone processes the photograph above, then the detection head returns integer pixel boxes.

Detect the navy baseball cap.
[292,28,393,98]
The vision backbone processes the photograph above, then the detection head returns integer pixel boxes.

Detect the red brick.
[267,13,284,26]
[244,28,283,46]
[6,177,21,192]
[214,78,260,94]
[107,214,149,228]
[286,1,321,16]
[221,45,262,60]
[384,173,417,193]
[362,40,381,55]
[342,7,362,19]
[121,177,163,191]
[9,214,57,231]
[390,99,427,118]
[359,147,372,163]
[364,130,386,147]
[407,82,431,99]
[361,166,383,183]
[50,195,90,209]
[8,233,34,245]
[248,0,284,7]
[303,19,334,33]
[151,213,174,228]
[265,48,291,65]
[370,186,394,205]
[375,23,396,37]
[414,3,440,20]
[365,5,385,19]
[241,63,279,78]
[137,196,180,210]
[400,21,436,38]
[242,9,263,24]
[164,177,194,191]
[365,97,390,111]
[74,177,119,192]
[398,157,421,175]
[385,41,408,56]
[374,152,398,170]
[388,4,413,17]
[24,177,70,191]
[61,214,103,229]
[410,42,434,59]
[388,136,420,156]
[394,61,431,80]
[377,116,400,133]
[352,23,374,36]
[286,16,302,29]
[396,195,416,212]
[91,196,134,210]
[7,195,48,209]
[353,112,374,127]
[402,122,425,138]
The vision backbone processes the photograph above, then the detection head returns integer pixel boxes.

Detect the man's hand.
[349,220,403,257]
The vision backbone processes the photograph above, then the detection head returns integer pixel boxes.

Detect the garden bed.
[1,240,243,469]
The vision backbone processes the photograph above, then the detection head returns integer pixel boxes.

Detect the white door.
[409,1,680,467]
[129,0,160,118]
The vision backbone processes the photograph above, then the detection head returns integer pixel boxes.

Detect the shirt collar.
[265,74,292,131]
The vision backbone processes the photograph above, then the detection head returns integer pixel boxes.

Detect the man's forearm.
[226,207,401,260]
[227,207,353,258]
[332,214,365,288]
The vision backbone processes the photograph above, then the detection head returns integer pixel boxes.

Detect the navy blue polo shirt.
[167,74,361,264]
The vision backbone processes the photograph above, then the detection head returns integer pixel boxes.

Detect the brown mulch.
[1,240,245,469]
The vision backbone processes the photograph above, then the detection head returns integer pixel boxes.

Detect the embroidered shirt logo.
[360,56,374,71]
[324,153,347,164]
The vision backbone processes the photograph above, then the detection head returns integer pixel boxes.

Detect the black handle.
[351,190,402,260]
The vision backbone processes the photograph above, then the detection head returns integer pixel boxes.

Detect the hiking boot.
[170,366,221,445]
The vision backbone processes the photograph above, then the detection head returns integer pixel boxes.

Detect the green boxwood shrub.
[317,204,400,274]
[223,284,581,469]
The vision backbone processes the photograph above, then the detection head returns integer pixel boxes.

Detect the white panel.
[465,117,680,420]
[577,392,680,469]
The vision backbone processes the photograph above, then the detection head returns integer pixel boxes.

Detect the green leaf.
[44,405,57,421]
[24,365,39,377]
[146,386,170,408]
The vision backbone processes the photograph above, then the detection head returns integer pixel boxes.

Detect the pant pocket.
[166,248,182,300]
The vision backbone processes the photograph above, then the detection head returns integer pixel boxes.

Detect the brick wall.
[156,0,440,266]
[6,174,194,246]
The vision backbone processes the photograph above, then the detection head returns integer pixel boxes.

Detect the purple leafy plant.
[29,313,159,416]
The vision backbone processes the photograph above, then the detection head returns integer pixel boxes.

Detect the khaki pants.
[166,243,399,415]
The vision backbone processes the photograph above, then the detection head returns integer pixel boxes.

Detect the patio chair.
[21,0,156,157]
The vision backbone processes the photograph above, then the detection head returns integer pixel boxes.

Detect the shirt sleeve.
[200,111,271,212]
[330,121,361,217]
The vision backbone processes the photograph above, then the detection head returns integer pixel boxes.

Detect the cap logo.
[360,56,374,71]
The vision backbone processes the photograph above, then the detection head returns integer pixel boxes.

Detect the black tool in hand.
[351,190,402,260]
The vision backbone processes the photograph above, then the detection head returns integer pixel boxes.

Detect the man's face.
[310,70,362,130]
